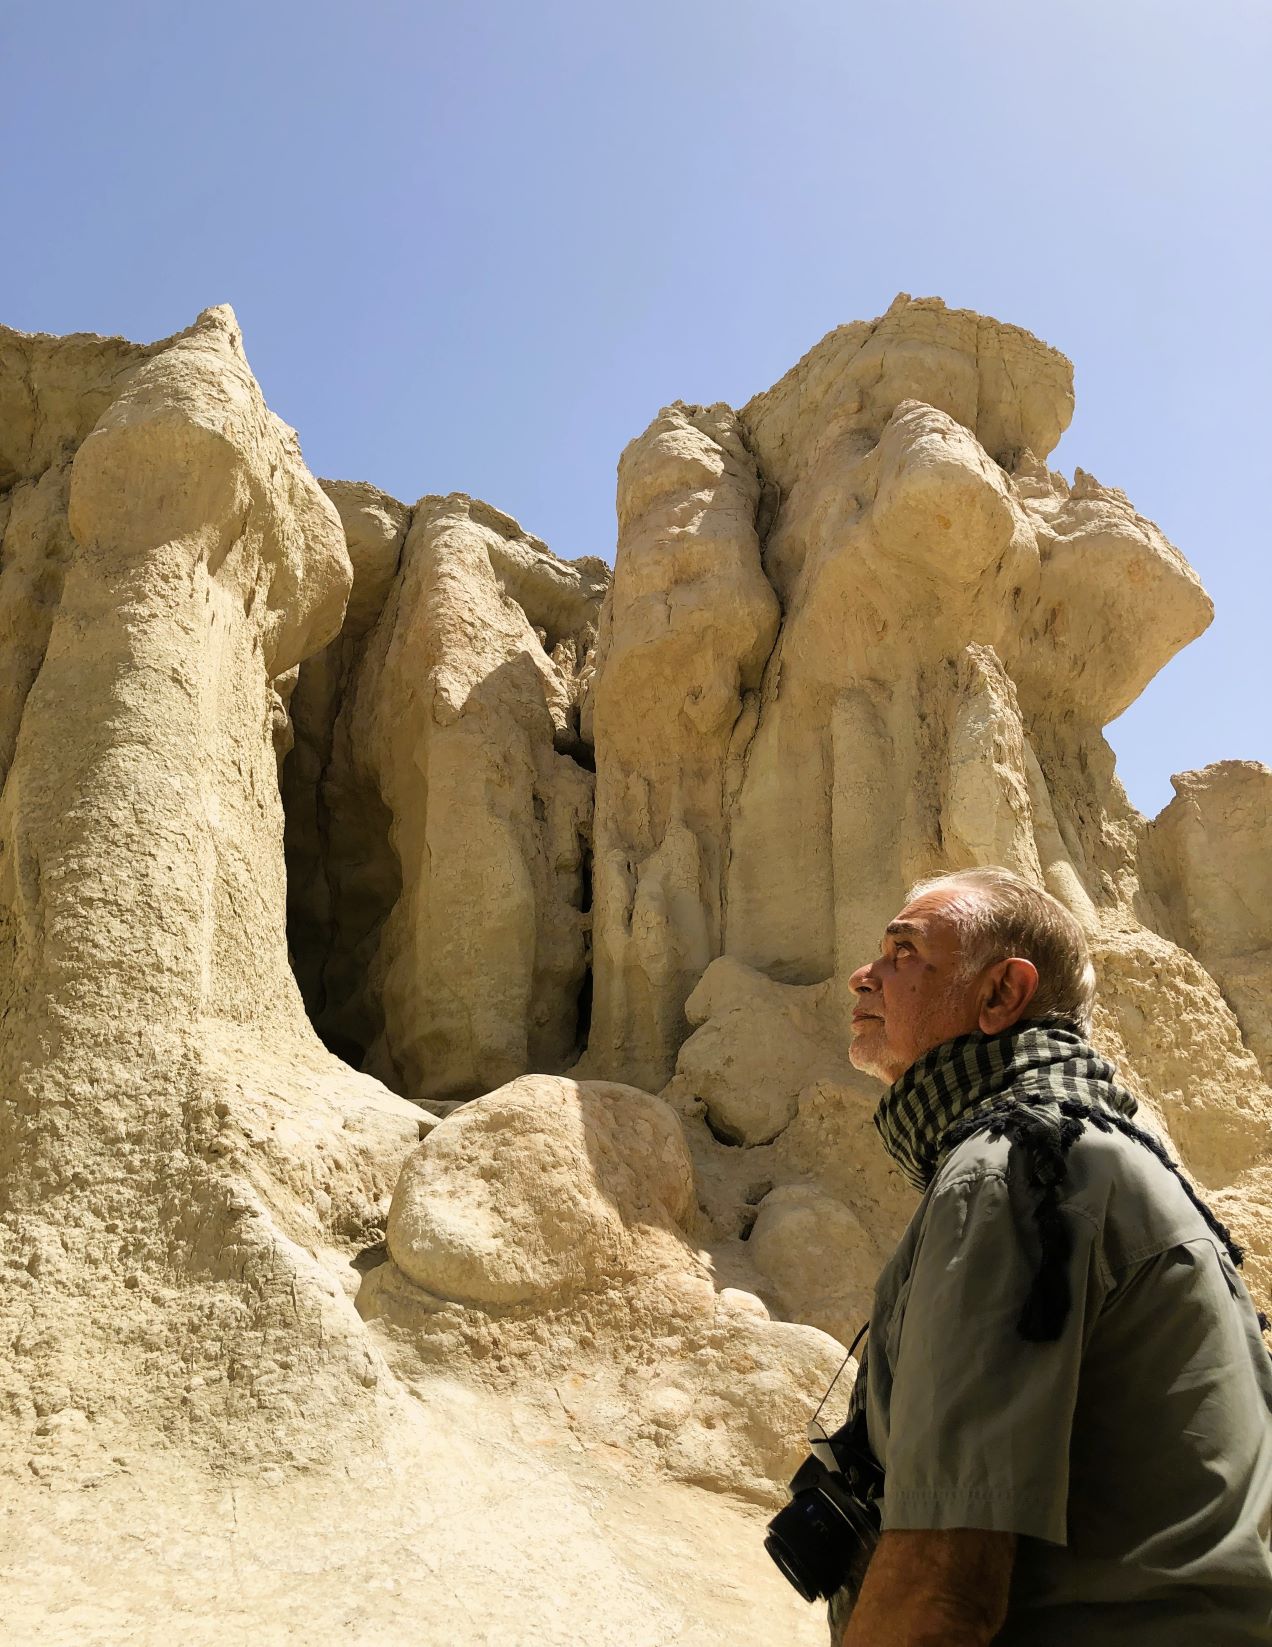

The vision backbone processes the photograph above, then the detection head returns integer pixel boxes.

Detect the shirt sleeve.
[878,1166,1104,1545]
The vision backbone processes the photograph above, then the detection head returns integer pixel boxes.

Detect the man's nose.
[848,962,879,995]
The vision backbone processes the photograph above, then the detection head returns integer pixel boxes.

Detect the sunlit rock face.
[1143,761,1272,1082]
[581,293,1272,1335]
[361,1072,845,1507]
[1,296,1268,1647]
[0,305,427,1494]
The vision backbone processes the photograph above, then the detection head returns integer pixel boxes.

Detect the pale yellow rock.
[349,496,605,1099]
[1146,762,1272,1080]
[585,292,1270,1340]
[361,1073,847,1506]
[0,324,153,488]
[660,964,915,1347]
[742,291,1075,503]
[1,1391,830,1647]
[0,307,830,1647]
[320,476,409,637]
[675,956,849,1146]
[385,1074,694,1303]
[2,294,1269,1647]
[749,1183,878,1346]
[583,402,780,1090]
[281,476,410,1021]
[0,306,432,1513]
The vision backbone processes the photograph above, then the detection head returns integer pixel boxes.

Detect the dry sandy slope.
[3,1376,823,1647]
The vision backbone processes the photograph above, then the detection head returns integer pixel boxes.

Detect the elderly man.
[831,866,1272,1646]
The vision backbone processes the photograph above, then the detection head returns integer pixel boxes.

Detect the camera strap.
[809,1320,868,1438]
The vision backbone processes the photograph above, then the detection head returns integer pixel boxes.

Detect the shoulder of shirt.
[928,1105,1172,1205]
[928,1127,1012,1198]
[926,1106,1211,1283]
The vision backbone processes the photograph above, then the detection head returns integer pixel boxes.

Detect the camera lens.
[764,1488,857,1603]
[764,1527,821,1604]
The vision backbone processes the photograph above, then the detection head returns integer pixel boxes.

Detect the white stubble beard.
[847,1023,895,1084]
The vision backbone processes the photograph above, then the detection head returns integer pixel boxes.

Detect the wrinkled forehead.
[888,887,979,951]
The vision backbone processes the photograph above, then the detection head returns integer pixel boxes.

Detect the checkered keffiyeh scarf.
[874,1018,1139,1192]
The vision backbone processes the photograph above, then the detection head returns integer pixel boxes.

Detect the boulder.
[362,1074,848,1506]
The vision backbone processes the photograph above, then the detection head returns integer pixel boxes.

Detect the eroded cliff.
[1,296,1268,1646]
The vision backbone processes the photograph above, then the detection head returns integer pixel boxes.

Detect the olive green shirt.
[866,1112,1272,1644]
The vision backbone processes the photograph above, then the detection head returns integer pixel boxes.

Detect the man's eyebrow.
[885,920,923,938]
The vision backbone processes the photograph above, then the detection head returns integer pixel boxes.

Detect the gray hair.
[908,866,1097,1035]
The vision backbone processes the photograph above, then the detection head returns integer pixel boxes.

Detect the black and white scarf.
[871,1018,1247,1341]
[874,1018,1138,1192]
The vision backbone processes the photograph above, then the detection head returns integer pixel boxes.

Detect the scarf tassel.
[945,1101,1086,1342]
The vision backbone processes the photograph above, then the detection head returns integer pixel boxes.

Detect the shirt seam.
[930,1165,1009,1197]
[935,1167,1227,1277]
[887,1487,1054,1504]
[929,1166,1103,1233]
[922,1164,1109,1290]
[1109,1229,1231,1275]
[882,1489,1066,1542]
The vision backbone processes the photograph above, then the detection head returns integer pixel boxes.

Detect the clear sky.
[2,0,1267,817]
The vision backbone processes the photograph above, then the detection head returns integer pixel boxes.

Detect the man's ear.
[977,957,1039,1034]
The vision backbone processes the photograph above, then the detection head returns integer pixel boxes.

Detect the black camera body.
[764,1413,884,1605]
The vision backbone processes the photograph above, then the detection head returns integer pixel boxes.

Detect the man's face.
[847,888,986,1084]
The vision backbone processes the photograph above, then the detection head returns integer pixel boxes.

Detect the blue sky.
[2,0,1267,816]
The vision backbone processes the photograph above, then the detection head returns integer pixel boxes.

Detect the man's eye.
[895,941,914,956]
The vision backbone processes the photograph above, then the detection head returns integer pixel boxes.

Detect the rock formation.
[0,306,426,1482]
[362,1072,843,1506]
[1144,761,1272,1081]
[575,293,1272,1337]
[282,485,607,1103]
[0,295,1268,1645]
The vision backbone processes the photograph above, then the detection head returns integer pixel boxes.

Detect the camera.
[764,1408,883,1604]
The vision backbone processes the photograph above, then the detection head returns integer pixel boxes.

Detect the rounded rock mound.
[386,1074,696,1306]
